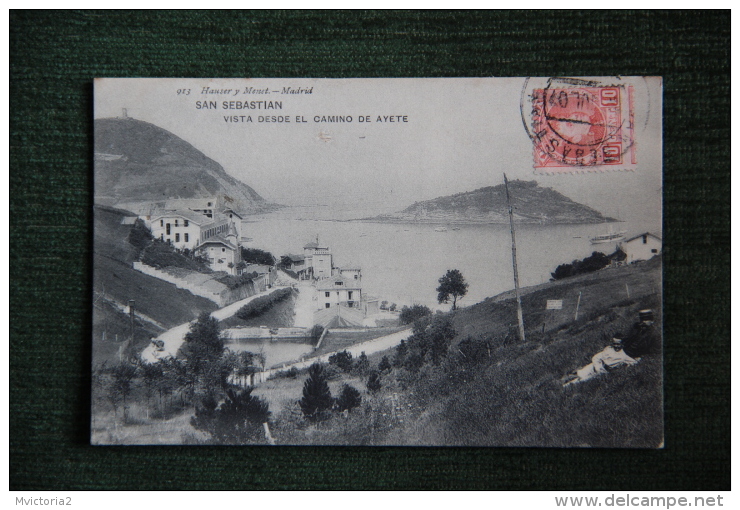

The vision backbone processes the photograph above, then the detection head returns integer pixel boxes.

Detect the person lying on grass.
[562,335,638,386]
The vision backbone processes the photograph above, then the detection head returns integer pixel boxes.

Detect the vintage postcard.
[92,77,662,446]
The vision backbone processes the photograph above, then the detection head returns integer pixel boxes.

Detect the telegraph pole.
[504,174,526,342]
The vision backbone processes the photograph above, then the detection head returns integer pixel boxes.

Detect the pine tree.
[300,363,334,421]
[367,371,382,393]
[335,384,362,412]
[378,356,392,372]
[354,352,370,374]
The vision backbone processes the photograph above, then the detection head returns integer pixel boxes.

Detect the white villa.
[132,197,250,275]
[620,232,662,263]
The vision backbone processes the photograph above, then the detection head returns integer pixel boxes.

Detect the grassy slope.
[93,205,218,365]
[261,258,662,447]
[384,257,663,447]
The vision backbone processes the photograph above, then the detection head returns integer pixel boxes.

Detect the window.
[348,291,353,300]
[175,219,178,227]
[184,220,189,227]
[160,234,164,240]
[354,275,358,279]
[160,220,163,227]
[642,235,647,244]
[184,233,189,242]
[166,223,170,235]
[335,281,343,286]
[325,292,330,297]
[651,249,658,253]
[222,248,226,252]
[175,233,180,242]
[325,303,331,308]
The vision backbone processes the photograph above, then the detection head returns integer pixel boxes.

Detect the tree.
[110,361,137,424]
[366,371,382,393]
[299,363,334,421]
[399,304,433,324]
[436,269,468,310]
[241,247,276,266]
[354,352,370,375]
[191,388,270,444]
[335,384,362,412]
[393,339,408,367]
[182,312,224,366]
[128,218,153,254]
[328,350,354,372]
[378,356,392,372]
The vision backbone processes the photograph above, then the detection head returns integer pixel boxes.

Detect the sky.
[95,77,662,230]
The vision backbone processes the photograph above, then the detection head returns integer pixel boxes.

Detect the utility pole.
[504,174,526,342]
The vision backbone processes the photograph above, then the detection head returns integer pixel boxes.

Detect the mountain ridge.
[94,117,280,213]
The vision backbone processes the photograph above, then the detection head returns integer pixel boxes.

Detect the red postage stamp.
[530,84,636,171]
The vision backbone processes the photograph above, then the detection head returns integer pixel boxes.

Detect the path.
[257,327,412,383]
[140,285,290,362]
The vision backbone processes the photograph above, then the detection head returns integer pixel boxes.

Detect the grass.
[92,253,663,447]
[314,326,407,356]
[93,205,219,365]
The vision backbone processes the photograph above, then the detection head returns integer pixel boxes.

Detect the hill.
[258,257,662,447]
[369,180,614,225]
[92,205,218,366]
[94,117,279,213]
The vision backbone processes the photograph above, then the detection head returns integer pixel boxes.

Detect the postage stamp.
[521,77,650,173]
[92,77,662,446]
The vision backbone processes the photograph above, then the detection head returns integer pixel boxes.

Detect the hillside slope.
[92,205,218,366]
[370,180,613,225]
[94,117,279,213]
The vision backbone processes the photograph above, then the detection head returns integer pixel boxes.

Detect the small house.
[620,232,662,263]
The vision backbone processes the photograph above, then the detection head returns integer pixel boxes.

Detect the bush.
[141,239,211,273]
[378,356,392,372]
[190,388,270,444]
[456,336,492,366]
[128,218,153,254]
[241,247,276,266]
[335,384,362,412]
[217,272,258,290]
[235,288,294,320]
[367,371,382,393]
[399,304,433,325]
[354,352,370,375]
[328,350,354,372]
[551,251,613,280]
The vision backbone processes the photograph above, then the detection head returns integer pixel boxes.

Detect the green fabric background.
[10,10,730,490]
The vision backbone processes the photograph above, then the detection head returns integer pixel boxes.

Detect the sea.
[243,206,661,311]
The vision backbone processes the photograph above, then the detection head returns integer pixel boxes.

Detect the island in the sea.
[360,180,616,225]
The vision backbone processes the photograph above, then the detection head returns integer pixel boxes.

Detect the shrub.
[378,356,392,372]
[235,288,294,320]
[335,384,362,412]
[191,388,270,444]
[354,352,370,375]
[393,339,408,367]
[367,371,382,393]
[399,304,433,325]
[456,336,492,366]
[141,239,211,273]
[328,350,354,372]
[127,218,153,254]
[241,247,276,266]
